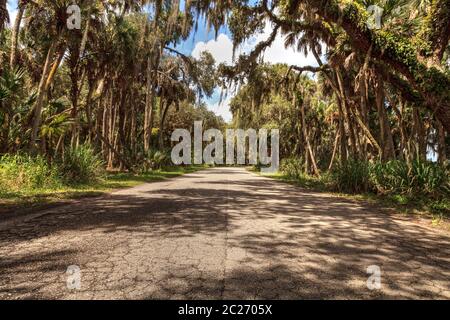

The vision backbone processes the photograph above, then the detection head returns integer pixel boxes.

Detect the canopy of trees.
[0,0,448,175]
[0,0,223,171]
[201,0,449,170]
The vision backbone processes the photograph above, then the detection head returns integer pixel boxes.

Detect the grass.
[255,169,329,191]
[0,165,209,213]
[251,167,450,230]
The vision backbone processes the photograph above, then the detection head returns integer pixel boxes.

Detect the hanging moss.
[308,0,450,105]
[417,0,450,58]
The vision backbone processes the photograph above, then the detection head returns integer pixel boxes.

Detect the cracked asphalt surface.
[0,167,449,299]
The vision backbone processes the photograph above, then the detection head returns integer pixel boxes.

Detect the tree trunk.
[336,69,357,158]
[10,2,26,68]
[303,0,450,133]
[336,98,347,162]
[413,108,427,160]
[117,86,129,168]
[358,46,372,160]
[300,100,320,176]
[108,97,116,168]
[95,128,133,172]
[328,128,340,171]
[436,119,447,164]
[0,0,8,34]
[350,102,382,157]
[144,57,153,153]
[69,50,80,147]
[158,100,171,149]
[30,41,57,151]
[144,51,160,153]
[79,4,92,60]
[85,81,95,143]
[375,76,395,161]
[45,49,65,91]
[130,91,137,159]
[102,102,109,159]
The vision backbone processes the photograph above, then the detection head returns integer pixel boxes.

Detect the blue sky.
[172,16,233,121]
[6,0,318,122]
[174,15,230,56]
[6,0,17,19]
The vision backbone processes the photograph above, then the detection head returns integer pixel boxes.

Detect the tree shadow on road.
[0,168,449,299]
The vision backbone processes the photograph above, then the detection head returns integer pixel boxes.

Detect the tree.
[0,0,8,33]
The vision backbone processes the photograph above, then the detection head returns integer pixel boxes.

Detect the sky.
[5,0,319,122]
[188,21,319,122]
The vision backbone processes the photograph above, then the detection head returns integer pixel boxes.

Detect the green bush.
[408,158,449,195]
[148,150,171,169]
[58,145,104,184]
[0,154,61,192]
[331,158,370,194]
[370,160,410,194]
[280,157,304,179]
[329,157,449,196]
[143,149,171,171]
[370,159,449,196]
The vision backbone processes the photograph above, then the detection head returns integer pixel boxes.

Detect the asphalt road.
[0,167,449,299]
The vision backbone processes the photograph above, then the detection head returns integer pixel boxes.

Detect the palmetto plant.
[0,67,25,103]
[0,67,28,152]
[40,99,74,154]
[365,0,433,35]
[332,158,371,194]
[280,157,305,179]
[370,158,448,196]
[58,144,104,184]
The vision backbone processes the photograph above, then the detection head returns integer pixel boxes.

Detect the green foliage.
[0,148,104,194]
[429,199,450,215]
[323,0,450,109]
[370,160,410,194]
[331,158,370,194]
[0,154,61,193]
[143,149,171,171]
[40,111,73,141]
[58,145,104,185]
[331,157,449,196]
[280,157,304,179]
[371,158,449,196]
[0,67,25,104]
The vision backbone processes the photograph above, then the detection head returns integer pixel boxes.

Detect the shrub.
[370,160,410,194]
[370,158,449,196]
[280,157,304,179]
[143,149,171,171]
[58,145,104,184]
[331,158,370,194]
[0,154,61,192]
[408,158,449,195]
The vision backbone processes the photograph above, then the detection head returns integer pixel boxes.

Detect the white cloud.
[252,23,319,66]
[192,34,235,65]
[192,21,323,122]
[192,23,320,67]
[207,95,233,123]
[7,1,18,27]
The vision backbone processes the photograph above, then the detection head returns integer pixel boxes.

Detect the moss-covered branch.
[295,0,450,133]
[417,0,450,62]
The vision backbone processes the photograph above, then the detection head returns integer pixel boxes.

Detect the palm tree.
[40,99,74,156]
[0,0,8,33]
[10,0,30,68]
[26,0,73,151]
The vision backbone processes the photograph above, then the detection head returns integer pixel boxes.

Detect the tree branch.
[293,0,450,133]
